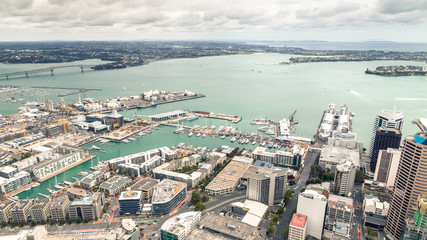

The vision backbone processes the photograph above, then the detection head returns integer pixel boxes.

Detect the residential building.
[333,160,356,196]
[289,213,307,240]
[130,178,159,202]
[80,170,109,189]
[323,221,351,240]
[99,175,131,196]
[45,99,54,111]
[252,146,304,167]
[368,110,404,159]
[10,200,33,223]
[0,200,16,222]
[152,179,187,216]
[160,211,201,240]
[374,148,401,187]
[205,157,252,195]
[119,190,143,215]
[246,169,288,206]
[50,195,71,222]
[0,166,32,194]
[30,198,51,222]
[67,187,88,200]
[370,127,402,171]
[324,195,354,231]
[297,190,328,239]
[69,192,105,221]
[385,133,427,240]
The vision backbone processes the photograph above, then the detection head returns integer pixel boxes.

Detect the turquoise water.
[0,53,425,199]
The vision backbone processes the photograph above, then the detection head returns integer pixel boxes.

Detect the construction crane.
[56,119,68,134]
[20,120,26,137]
[289,110,298,125]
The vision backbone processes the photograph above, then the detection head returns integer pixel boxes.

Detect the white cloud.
[0,0,426,41]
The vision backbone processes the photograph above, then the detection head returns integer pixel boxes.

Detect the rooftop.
[205,158,251,192]
[152,179,187,204]
[161,211,201,235]
[130,178,159,191]
[99,175,131,191]
[199,214,262,240]
[119,190,142,201]
[290,213,307,229]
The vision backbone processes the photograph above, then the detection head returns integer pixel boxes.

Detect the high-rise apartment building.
[333,160,356,196]
[370,127,402,171]
[369,110,404,159]
[246,169,288,206]
[289,213,307,240]
[297,190,328,239]
[374,148,401,187]
[385,133,427,240]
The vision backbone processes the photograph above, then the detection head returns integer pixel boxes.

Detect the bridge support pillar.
[5,75,8,80]
[25,72,28,78]
[80,66,84,72]
[50,69,54,76]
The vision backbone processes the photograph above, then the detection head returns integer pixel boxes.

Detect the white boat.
[230,137,236,142]
[63,181,74,186]
[47,188,56,194]
[89,145,101,150]
[55,184,64,189]
[128,138,136,141]
[188,132,193,137]
[78,171,89,176]
[202,134,207,138]
[33,182,40,187]
[197,133,201,137]
[138,132,145,136]
[25,187,32,191]
[122,139,130,143]
[220,135,226,139]
[252,141,257,145]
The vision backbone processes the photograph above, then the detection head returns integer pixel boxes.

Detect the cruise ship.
[317,103,355,142]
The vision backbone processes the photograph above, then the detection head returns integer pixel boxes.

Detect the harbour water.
[1,53,426,199]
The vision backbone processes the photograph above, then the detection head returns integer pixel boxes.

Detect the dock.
[36,154,96,182]
[192,111,242,123]
[38,193,50,198]
[103,124,151,142]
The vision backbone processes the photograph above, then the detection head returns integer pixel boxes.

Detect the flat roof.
[149,110,186,118]
[161,211,200,235]
[99,175,131,191]
[290,213,307,229]
[0,166,16,174]
[119,190,142,201]
[199,215,262,240]
[205,159,251,192]
[152,179,187,204]
[130,178,159,191]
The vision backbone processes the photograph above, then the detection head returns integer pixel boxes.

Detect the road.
[352,183,366,240]
[272,148,319,240]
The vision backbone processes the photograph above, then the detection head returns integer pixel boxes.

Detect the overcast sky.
[0,0,426,42]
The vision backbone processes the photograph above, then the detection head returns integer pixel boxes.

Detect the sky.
[0,0,426,42]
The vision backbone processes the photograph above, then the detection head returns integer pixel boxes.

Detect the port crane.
[289,110,298,125]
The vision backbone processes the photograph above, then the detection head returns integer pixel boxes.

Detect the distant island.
[365,65,427,76]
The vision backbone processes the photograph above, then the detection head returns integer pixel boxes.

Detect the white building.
[160,211,201,240]
[374,148,401,187]
[319,145,360,172]
[333,160,356,196]
[364,194,389,216]
[297,190,328,239]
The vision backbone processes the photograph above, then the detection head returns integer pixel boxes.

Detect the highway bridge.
[0,64,96,79]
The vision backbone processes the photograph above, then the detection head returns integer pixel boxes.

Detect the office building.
[370,127,401,171]
[369,110,404,158]
[319,145,360,171]
[0,200,16,222]
[152,179,187,216]
[252,146,304,167]
[297,190,328,239]
[67,187,88,200]
[385,133,427,240]
[45,99,54,111]
[69,192,105,221]
[324,195,354,231]
[230,200,268,227]
[118,219,141,240]
[119,190,143,215]
[289,213,307,240]
[50,195,71,222]
[10,200,33,223]
[374,148,401,187]
[333,160,356,196]
[30,198,52,222]
[160,211,201,240]
[0,166,32,194]
[246,169,288,206]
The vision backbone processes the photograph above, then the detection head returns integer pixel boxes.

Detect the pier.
[0,64,96,79]
[192,111,242,123]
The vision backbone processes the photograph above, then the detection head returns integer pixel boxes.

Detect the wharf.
[103,123,150,142]
[6,181,42,198]
[36,154,96,182]
[192,111,242,123]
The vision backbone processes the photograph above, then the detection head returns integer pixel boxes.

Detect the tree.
[76,217,83,224]
[277,208,284,215]
[355,170,368,183]
[30,221,36,226]
[272,215,279,223]
[283,226,289,238]
[194,203,206,211]
[191,191,201,204]
[59,219,65,225]
[291,206,297,214]
[267,226,274,234]
[84,218,89,223]
[67,218,73,225]
[202,194,210,202]
[289,180,296,186]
